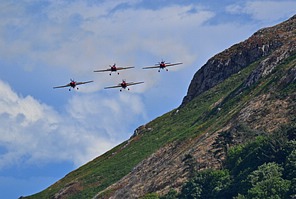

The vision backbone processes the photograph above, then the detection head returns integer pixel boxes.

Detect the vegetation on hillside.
[25,49,295,198]
[160,126,296,199]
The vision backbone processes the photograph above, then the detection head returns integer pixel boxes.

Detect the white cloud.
[0,1,212,76]
[0,80,146,168]
[226,1,296,22]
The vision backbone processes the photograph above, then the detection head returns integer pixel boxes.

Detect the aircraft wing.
[142,65,161,69]
[126,81,144,86]
[76,80,94,85]
[53,83,71,89]
[104,84,122,89]
[165,62,183,67]
[94,68,111,72]
[116,66,135,70]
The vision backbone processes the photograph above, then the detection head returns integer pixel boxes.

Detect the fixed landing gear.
[68,87,79,91]
[120,88,129,92]
[109,72,120,75]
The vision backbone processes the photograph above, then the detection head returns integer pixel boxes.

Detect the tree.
[285,149,296,198]
[179,170,231,199]
[243,162,290,199]
[285,149,296,179]
[160,189,178,199]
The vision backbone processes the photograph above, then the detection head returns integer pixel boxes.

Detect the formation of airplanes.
[53,60,183,91]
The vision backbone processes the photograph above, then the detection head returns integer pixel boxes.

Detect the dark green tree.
[242,162,290,199]
[285,148,296,198]
[285,148,296,179]
[160,189,178,199]
[179,170,231,199]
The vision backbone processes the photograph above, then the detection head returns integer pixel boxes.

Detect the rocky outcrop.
[181,14,296,106]
[243,41,296,88]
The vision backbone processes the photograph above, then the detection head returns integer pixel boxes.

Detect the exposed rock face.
[181,14,296,106]
[237,93,295,133]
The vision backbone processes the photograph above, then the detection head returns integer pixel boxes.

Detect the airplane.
[94,63,135,75]
[142,60,183,72]
[53,79,93,91]
[104,80,144,92]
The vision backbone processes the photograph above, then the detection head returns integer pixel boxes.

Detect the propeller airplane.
[53,79,93,91]
[142,60,182,72]
[104,80,144,92]
[94,63,135,75]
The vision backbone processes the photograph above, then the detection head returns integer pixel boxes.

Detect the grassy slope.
[26,54,295,198]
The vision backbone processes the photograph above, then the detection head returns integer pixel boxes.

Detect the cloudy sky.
[0,0,295,198]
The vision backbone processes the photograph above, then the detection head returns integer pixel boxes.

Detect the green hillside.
[25,48,295,198]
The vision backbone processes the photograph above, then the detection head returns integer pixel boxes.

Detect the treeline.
[158,126,296,199]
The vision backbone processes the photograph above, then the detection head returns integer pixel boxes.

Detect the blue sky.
[0,0,295,198]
